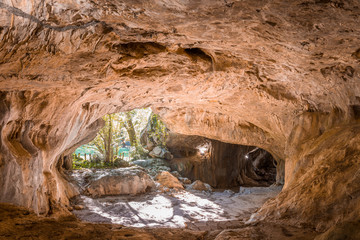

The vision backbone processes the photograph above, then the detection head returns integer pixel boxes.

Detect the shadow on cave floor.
[0,203,319,240]
[70,185,282,230]
[67,139,282,231]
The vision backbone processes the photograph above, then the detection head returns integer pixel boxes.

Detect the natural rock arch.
[0,0,359,234]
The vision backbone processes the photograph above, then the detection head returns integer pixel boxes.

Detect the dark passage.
[168,137,277,188]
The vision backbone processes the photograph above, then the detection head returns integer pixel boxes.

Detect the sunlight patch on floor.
[73,186,282,228]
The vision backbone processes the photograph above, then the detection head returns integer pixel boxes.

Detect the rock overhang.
[0,0,359,233]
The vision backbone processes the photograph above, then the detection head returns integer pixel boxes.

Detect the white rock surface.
[72,186,282,228]
[84,168,155,197]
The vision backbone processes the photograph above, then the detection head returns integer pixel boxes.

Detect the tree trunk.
[104,115,113,163]
[125,112,137,147]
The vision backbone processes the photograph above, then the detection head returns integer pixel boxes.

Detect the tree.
[75,108,153,165]
[90,113,124,163]
[124,111,137,147]
[148,113,168,147]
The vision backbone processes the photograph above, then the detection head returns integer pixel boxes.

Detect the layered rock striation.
[0,0,359,233]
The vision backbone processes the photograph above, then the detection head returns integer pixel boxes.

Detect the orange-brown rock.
[0,0,359,236]
[187,180,212,192]
[155,171,184,190]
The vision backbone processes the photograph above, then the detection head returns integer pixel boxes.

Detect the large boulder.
[84,168,155,197]
[155,171,184,190]
[140,113,167,152]
[140,114,173,160]
[149,146,173,160]
[187,180,212,192]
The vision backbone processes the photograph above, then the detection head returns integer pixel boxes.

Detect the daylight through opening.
[58,108,282,228]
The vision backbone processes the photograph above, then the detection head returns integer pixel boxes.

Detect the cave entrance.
[60,108,282,229]
[67,108,154,170]
[169,139,278,190]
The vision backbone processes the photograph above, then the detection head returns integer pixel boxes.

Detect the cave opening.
[68,107,154,170]
[168,138,279,190]
[1,0,360,237]
[57,108,282,229]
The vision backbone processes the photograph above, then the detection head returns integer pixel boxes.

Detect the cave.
[58,110,280,229]
[168,137,279,188]
[1,0,360,239]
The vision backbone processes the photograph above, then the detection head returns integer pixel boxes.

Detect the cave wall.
[170,140,277,188]
[0,0,359,232]
[251,125,360,231]
[0,90,108,214]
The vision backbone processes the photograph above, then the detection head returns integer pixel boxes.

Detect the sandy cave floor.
[0,203,319,240]
[0,170,319,239]
[71,186,282,231]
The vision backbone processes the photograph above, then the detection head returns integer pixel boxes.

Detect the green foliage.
[148,114,168,147]
[72,154,128,169]
[72,155,91,169]
[88,113,125,163]
[73,108,153,168]
[130,145,148,160]
[72,108,170,169]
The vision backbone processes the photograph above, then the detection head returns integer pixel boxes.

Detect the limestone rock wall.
[0,90,108,214]
[0,0,359,231]
[251,125,360,231]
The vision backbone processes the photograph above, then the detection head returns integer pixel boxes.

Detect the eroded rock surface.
[187,180,212,192]
[250,125,360,231]
[155,171,184,190]
[0,0,359,235]
[80,168,155,197]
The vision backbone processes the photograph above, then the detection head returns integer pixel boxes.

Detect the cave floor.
[71,186,282,230]
[0,203,319,240]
